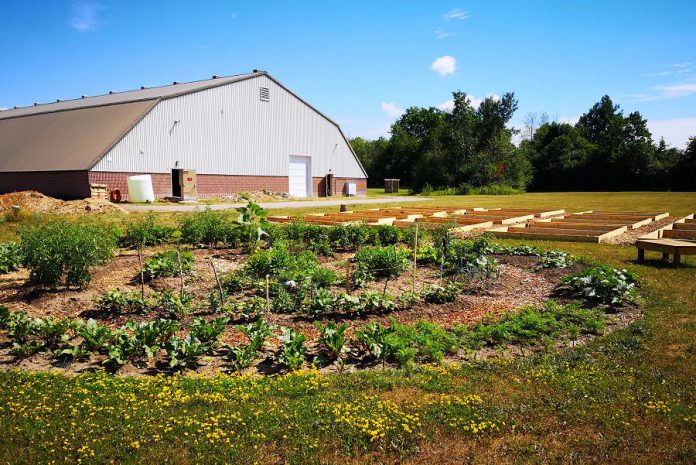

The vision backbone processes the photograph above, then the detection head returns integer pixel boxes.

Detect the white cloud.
[632,82,696,101]
[434,28,455,39]
[444,9,469,20]
[70,1,105,31]
[436,93,500,112]
[647,117,696,149]
[381,102,405,118]
[0,107,7,111]
[431,55,456,77]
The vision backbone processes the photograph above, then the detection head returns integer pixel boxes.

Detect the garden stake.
[265,274,270,312]
[176,247,185,297]
[210,258,224,304]
[345,261,351,294]
[412,224,418,293]
[137,246,145,300]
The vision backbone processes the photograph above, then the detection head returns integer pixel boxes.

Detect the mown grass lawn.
[0,192,694,464]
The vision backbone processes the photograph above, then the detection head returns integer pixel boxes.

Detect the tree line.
[350,94,695,192]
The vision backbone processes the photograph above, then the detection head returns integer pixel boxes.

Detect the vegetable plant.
[142,250,194,280]
[559,266,638,305]
[0,242,23,274]
[276,327,307,371]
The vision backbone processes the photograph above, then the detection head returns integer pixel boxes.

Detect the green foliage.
[121,213,175,248]
[374,225,402,245]
[328,223,370,250]
[220,271,254,294]
[416,244,439,264]
[73,318,116,353]
[189,317,228,347]
[358,290,396,314]
[277,327,307,371]
[153,289,194,319]
[20,222,117,287]
[306,287,335,318]
[315,321,350,361]
[227,318,274,370]
[422,283,460,304]
[456,183,523,195]
[537,250,574,270]
[30,317,71,348]
[225,297,266,321]
[235,200,268,251]
[180,209,237,247]
[93,289,151,314]
[353,245,410,278]
[281,221,333,255]
[503,244,540,256]
[165,335,209,370]
[0,242,23,274]
[560,266,638,305]
[143,250,194,280]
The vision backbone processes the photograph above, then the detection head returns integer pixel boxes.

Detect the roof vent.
[56,99,61,102]
[212,75,219,79]
[34,103,38,106]
[81,95,86,99]
[260,87,270,102]
[141,86,146,90]
[173,81,180,85]
[109,91,115,94]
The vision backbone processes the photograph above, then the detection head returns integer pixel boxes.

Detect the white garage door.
[288,156,311,197]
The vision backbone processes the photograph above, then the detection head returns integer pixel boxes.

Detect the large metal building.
[0,71,367,200]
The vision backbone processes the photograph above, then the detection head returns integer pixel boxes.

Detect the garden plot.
[489,218,628,243]
[0,205,643,380]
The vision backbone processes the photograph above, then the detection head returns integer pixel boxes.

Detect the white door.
[288,156,311,197]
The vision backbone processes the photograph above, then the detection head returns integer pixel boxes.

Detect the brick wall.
[89,171,367,200]
[0,171,91,199]
[313,177,367,197]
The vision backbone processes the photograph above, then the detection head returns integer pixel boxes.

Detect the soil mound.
[0,191,128,215]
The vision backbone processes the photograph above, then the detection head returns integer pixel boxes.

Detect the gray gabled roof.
[0,71,262,120]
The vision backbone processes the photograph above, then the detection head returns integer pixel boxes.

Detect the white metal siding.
[93,75,366,179]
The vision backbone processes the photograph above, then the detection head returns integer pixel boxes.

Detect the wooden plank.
[590,211,669,220]
[663,229,696,240]
[528,222,628,233]
[494,208,565,218]
[636,238,696,255]
[490,230,601,243]
[672,223,696,231]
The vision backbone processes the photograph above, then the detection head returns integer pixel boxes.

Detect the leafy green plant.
[153,289,193,319]
[559,266,638,305]
[0,242,23,274]
[227,319,274,370]
[422,283,460,304]
[235,200,268,251]
[315,321,351,362]
[355,322,392,367]
[189,317,228,348]
[329,223,370,250]
[73,318,116,353]
[121,213,176,248]
[142,250,194,280]
[93,289,151,314]
[225,297,267,321]
[30,317,70,348]
[353,246,410,278]
[536,250,574,270]
[358,291,396,314]
[416,244,439,264]
[127,319,180,359]
[503,244,541,256]
[165,334,209,369]
[276,327,307,371]
[221,271,254,294]
[374,225,402,245]
[306,288,335,317]
[180,208,237,247]
[5,311,33,344]
[20,222,117,287]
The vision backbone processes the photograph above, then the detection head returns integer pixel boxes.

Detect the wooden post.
[176,248,185,297]
[345,261,351,295]
[637,248,645,262]
[412,224,418,293]
[265,274,270,312]
[210,258,224,304]
[137,246,145,300]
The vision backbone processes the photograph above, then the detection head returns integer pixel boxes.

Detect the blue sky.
[1,1,695,148]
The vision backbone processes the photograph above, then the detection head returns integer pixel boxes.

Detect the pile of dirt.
[0,191,128,215]
[220,190,291,202]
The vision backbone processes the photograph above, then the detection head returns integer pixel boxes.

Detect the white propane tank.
[126,175,155,203]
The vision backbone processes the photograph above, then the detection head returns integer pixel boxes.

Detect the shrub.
[180,209,236,246]
[416,244,439,264]
[374,225,402,246]
[143,250,194,280]
[0,242,23,274]
[353,246,410,279]
[277,327,307,371]
[559,266,638,305]
[20,222,117,287]
[282,221,333,255]
[121,213,176,248]
[309,267,337,288]
[329,223,370,250]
